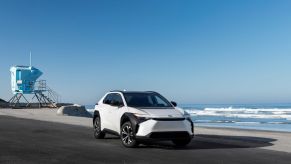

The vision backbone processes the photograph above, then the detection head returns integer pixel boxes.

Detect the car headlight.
[133,113,152,123]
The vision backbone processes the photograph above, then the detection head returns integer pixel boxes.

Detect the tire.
[93,117,105,139]
[120,122,139,148]
[172,138,192,147]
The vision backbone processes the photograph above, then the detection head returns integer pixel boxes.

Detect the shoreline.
[197,125,291,134]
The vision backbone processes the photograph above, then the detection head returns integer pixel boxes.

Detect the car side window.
[103,93,124,106]
[103,94,113,105]
[111,93,124,106]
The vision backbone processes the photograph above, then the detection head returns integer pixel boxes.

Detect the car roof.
[109,90,157,94]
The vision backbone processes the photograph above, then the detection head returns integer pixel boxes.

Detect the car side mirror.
[171,101,177,107]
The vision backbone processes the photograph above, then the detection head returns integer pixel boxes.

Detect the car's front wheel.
[120,122,138,148]
[172,138,192,147]
[93,117,105,139]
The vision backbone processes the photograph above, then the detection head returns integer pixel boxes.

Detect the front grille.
[149,132,189,139]
[152,118,185,121]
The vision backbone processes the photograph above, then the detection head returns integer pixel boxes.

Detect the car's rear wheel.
[120,122,138,148]
[172,138,192,147]
[93,117,105,139]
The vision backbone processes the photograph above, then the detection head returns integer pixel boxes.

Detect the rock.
[57,105,92,118]
[0,98,6,103]
[0,98,8,108]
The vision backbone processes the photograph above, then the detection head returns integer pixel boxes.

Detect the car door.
[106,93,125,133]
[99,93,114,130]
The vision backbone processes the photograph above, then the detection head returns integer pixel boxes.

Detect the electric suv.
[93,91,194,148]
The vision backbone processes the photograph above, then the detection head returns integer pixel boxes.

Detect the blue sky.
[0,0,291,105]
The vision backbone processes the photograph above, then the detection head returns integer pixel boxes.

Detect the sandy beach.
[1,108,291,154]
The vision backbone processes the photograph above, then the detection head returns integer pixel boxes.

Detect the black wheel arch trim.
[93,110,100,123]
[120,113,139,134]
[186,117,194,134]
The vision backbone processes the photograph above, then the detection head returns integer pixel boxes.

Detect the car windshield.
[123,92,174,108]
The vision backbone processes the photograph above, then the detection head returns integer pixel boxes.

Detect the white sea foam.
[234,122,260,124]
[86,108,94,112]
[185,107,291,120]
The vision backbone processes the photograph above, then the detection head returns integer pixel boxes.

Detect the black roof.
[110,90,157,94]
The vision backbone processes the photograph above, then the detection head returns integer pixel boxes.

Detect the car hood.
[138,108,184,118]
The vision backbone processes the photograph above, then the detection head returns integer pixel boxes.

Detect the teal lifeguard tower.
[8,65,60,108]
[10,66,42,94]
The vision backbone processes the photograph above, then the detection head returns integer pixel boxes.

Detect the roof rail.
[110,90,124,92]
[145,91,156,93]
[110,90,157,93]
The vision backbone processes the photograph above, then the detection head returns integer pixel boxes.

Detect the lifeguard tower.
[8,65,60,108]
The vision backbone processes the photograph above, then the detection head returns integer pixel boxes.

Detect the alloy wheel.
[121,125,134,145]
[94,117,101,135]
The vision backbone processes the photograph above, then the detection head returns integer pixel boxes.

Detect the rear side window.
[103,94,113,104]
[103,93,124,106]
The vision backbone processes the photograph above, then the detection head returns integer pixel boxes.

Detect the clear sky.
[0,0,291,105]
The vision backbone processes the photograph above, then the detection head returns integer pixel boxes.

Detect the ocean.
[85,103,291,132]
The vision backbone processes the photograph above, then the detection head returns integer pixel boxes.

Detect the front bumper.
[135,118,194,140]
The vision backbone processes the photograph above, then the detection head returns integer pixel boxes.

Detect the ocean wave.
[194,120,291,125]
[234,121,260,124]
[185,107,291,119]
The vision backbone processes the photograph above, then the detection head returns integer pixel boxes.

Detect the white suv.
[93,91,194,148]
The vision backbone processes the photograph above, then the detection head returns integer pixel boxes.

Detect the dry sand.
[0,108,91,127]
[1,108,291,153]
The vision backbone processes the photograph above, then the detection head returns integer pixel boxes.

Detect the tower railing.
[34,80,61,104]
